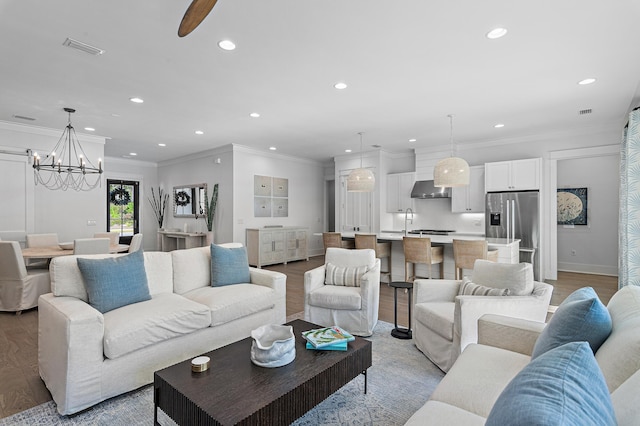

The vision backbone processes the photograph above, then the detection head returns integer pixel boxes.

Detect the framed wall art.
[254,175,289,217]
[557,187,588,225]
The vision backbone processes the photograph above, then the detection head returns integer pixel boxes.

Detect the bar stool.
[322,232,354,254]
[452,239,499,280]
[403,236,444,281]
[355,234,391,281]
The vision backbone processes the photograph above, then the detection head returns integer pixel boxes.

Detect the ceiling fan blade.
[178,0,218,37]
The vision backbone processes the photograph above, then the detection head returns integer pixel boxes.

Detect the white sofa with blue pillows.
[405,285,640,425]
[38,243,286,415]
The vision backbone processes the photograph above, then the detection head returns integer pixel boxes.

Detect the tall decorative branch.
[205,183,218,232]
[148,187,169,229]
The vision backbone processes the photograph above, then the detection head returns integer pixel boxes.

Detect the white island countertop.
[338,232,519,247]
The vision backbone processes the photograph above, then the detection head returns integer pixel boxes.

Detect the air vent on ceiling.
[62,37,105,56]
[371,144,382,148]
[13,114,36,121]
[579,109,592,115]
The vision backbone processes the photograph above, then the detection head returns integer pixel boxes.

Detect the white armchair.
[0,241,51,313]
[304,248,380,336]
[412,260,553,372]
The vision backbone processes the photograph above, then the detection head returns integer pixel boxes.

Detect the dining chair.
[0,241,51,314]
[403,236,444,281]
[128,234,143,253]
[74,238,110,255]
[93,232,119,246]
[452,239,499,280]
[354,234,392,282]
[322,232,354,254]
[25,233,59,268]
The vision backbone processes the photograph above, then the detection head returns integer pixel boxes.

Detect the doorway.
[326,179,335,232]
[106,179,139,244]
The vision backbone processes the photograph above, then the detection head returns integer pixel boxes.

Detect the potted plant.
[204,183,218,245]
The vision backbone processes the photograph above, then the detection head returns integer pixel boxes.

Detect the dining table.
[22,244,130,259]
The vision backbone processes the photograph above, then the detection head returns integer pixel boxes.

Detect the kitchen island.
[338,232,520,281]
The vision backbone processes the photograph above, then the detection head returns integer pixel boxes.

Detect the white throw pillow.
[472,260,534,296]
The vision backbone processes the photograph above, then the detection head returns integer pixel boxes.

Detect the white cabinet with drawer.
[246,227,308,268]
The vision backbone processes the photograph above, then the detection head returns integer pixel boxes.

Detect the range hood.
[410,180,451,199]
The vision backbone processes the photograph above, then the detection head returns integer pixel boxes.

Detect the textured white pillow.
[472,260,534,296]
[459,279,510,296]
[325,263,368,287]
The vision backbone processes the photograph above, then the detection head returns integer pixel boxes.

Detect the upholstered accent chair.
[74,238,110,255]
[304,247,380,336]
[413,259,553,372]
[0,241,51,313]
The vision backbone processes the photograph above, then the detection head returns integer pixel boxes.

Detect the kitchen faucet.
[404,208,414,236]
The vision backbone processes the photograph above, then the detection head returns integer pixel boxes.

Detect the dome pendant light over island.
[346,132,375,192]
[434,114,469,188]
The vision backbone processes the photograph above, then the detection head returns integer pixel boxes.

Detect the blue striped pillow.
[325,263,368,287]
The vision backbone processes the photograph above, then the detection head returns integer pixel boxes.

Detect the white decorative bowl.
[250,324,295,368]
[59,242,74,250]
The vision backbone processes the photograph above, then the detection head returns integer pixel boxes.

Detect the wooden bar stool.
[403,236,444,281]
[322,232,354,254]
[355,234,391,281]
[452,239,499,280]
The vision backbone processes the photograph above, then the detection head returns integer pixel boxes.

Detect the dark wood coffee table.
[154,319,372,425]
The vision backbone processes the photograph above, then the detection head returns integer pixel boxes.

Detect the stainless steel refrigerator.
[485,191,540,280]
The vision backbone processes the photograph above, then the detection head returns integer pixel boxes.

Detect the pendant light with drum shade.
[434,114,469,187]
[346,132,375,192]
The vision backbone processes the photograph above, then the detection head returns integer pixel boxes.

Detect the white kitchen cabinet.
[485,158,541,192]
[246,227,309,268]
[386,172,415,213]
[451,166,485,213]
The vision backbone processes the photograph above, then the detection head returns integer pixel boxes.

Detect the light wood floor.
[0,257,619,419]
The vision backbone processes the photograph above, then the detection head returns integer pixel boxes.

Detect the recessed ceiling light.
[486,28,508,39]
[129,97,144,103]
[269,147,277,151]
[158,143,166,147]
[578,78,596,85]
[218,40,236,51]
[84,127,95,132]
[129,152,137,156]
[409,138,416,142]
[250,112,260,118]
[494,123,505,128]
[334,82,348,90]
[195,130,204,135]
[345,149,352,153]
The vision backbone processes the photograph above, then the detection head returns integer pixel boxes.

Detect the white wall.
[0,121,106,244]
[157,145,234,246]
[233,145,325,256]
[556,154,619,275]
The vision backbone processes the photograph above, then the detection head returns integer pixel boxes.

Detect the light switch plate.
[87,220,96,226]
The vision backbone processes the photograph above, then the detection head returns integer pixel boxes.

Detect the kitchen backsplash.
[389,199,485,234]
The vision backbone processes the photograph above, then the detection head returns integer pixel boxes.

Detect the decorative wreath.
[109,187,131,206]
[175,190,191,207]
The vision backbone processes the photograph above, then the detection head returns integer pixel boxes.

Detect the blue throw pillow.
[486,342,616,426]
[211,244,251,286]
[531,287,612,359]
[77,250,151,314]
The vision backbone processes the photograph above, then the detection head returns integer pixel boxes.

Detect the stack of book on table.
[302,326,355,351]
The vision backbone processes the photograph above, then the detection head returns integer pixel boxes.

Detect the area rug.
[0,321,444,425]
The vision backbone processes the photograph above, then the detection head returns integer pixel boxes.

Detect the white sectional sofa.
[38,244,286,415]
[405,285,640,425]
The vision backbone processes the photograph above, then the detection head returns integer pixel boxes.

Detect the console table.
[157,230,206,252]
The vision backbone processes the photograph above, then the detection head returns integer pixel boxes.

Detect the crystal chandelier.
[346,132,375,192]
[434,114,470,187]
[33,108,103,191]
